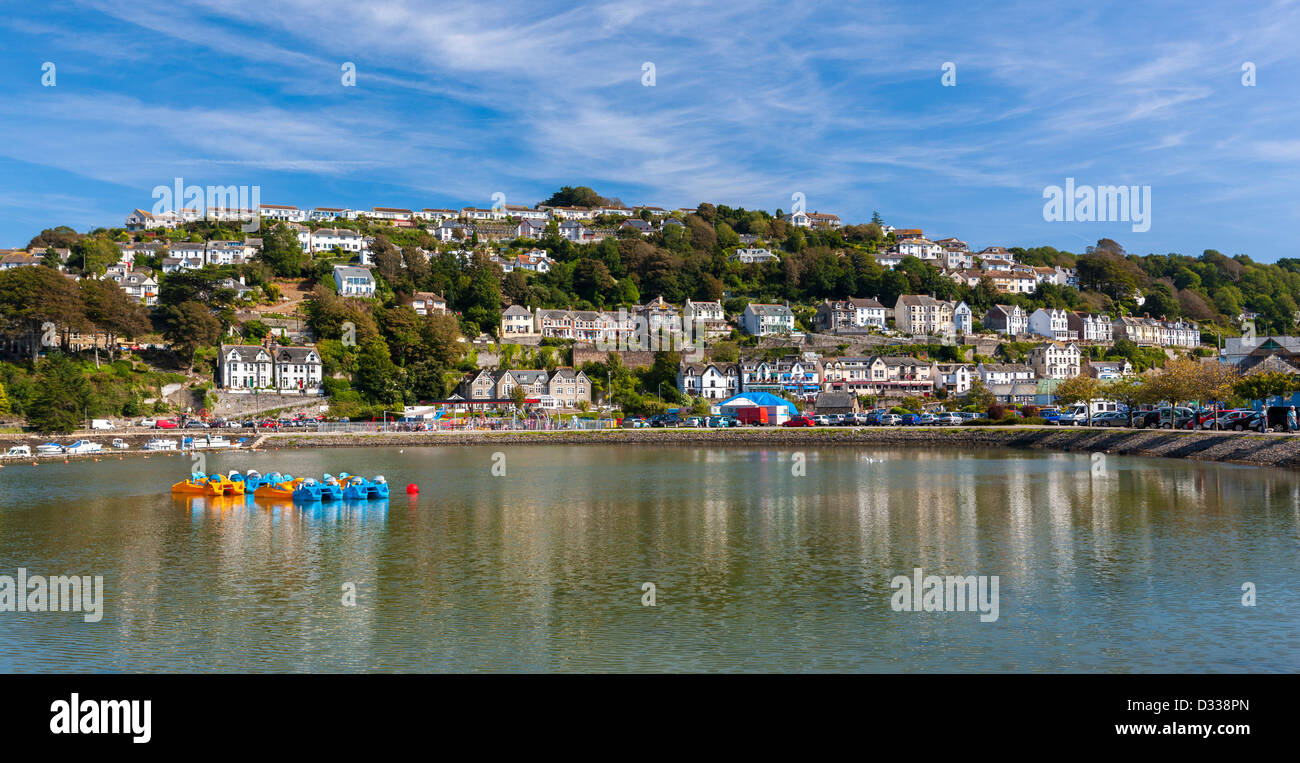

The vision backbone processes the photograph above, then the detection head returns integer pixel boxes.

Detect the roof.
[333,265,374,281]
[717,392,800,415]
[275,346,320,363]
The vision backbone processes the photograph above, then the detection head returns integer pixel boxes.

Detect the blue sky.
[2,0,1299,259]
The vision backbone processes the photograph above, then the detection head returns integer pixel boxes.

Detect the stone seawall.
[258,427,1300,469]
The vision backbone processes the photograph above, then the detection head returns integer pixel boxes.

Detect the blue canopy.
[717,392,800,415]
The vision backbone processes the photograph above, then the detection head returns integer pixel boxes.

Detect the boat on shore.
[3,445,31,458]
[65,440,103,455]
[144,438,179,451]
[36,443,64,456]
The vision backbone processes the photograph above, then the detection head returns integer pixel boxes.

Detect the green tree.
[28,355,90,433]
[1053,373,1102,425]
[258,223,307,276]
[352,338,401,403]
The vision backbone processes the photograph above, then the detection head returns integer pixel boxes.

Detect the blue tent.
[717,392,800,416]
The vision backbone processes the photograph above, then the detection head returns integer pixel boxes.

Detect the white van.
[91,419,115,430]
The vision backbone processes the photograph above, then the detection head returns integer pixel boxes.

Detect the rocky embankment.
[257,426,1300,469]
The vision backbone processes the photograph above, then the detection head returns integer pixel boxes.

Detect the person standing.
[1289,405,1297,433]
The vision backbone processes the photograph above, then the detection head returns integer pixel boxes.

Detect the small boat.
[144,438,178,451]
[320,475,344,501]
[238,469,265,490]
[171,474,225,496]
[217,474,245,495]
[111,438,130,450]
[253,473,298,500]
[341,475,390,500]
[3,445,31,458]
[65,440,103,455]
[341,475,369,500]
[207,435,233,449]
[36,443,64,455]
[292,477,323,502]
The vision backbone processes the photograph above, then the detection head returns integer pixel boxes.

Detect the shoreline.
[5,426,1300,470]
[263,426,1300,470]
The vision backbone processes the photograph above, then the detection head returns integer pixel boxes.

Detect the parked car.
[1037,407,1061,423]
[91,419,115,430]
[685,416,706,427]
[651,414,685,428]
[136,418,156,428]
[900,413,923,425]
[811,415,832,426]
[1216,409,1259,431]
[184,420,210,429]
[783,415,815,427]
[1089,411,1128,427]
[877,414,902,426]
[1139,406,1195,429]
[1178,411,1223,430]
[934,412,963,426]
[154,419,178,429]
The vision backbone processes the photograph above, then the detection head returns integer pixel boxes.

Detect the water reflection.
[0,445,1297,672]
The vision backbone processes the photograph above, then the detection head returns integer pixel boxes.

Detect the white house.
[219,345,274,389]
[894,295,956,335]
[933,362,974,395]
[677,362,741,400]
[333,265,376,297]
[1028,308,1077,341]
[976,363,1036,386]
[272,346,323,392]
[729,248,779,264]
[983,304,1028,336]
[740,303,796,336]
[1027,342,1081,380]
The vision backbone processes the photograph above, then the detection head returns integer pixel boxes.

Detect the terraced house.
[219,344,322,392]
[683,300,730,338]
[1068,312,1113,343]
[1027,342,1081,380]
[822,355,935,396]
[458,368,591,408]
[983,304,1028,336]
[813,297,887,332]
[740,357,821,398]
[894,295,958,335]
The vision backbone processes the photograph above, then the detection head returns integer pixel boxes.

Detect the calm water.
[0,444,1297,672]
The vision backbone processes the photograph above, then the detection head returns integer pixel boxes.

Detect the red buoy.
[406,483,419,494]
